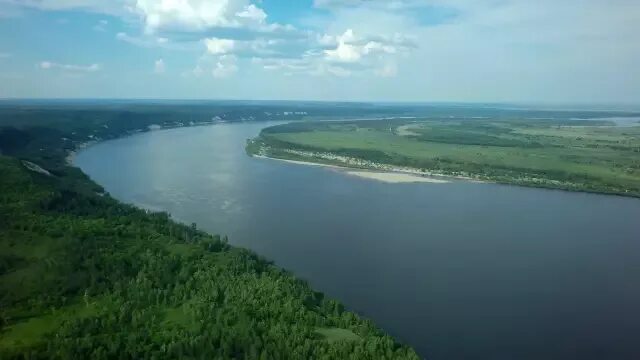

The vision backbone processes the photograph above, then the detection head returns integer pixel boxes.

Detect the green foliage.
[3,102,638,358]
[0,156,418,359]
[252,118,640,197]
[315,328,361,343]
[0,102,424,358]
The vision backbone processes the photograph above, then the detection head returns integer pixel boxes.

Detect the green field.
[248,118,640,197]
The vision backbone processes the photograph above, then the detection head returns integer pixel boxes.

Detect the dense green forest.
[2,102,639,358]
[0,104,420,359]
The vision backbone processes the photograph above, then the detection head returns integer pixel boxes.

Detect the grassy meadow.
[249,118,640,197]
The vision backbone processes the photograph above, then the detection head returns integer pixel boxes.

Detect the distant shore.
[252,154,452,184]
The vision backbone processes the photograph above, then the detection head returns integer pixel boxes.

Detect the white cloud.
[307,29,407,77]
[6,0,409,78]
[133,0,268,34]
[0,52,11,59]
[6,0,640,102]
[236,4,266,23]
[154,58,166,73]
[187,52,239,79]
[39,61,101,72]
[205,38,235,55]
[212,55,238,78]
[322,29,400,64]
[248,26,410,78]
[324,29,361,62]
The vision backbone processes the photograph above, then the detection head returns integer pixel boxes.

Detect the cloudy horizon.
[0,0,639,104]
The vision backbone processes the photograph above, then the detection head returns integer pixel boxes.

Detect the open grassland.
[248,118,640,197]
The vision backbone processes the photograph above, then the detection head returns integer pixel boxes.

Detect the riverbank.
[344,170,449,183]
[248,118,640,198]
[72,119,640,360]
[253,153,451,183]
[0,106,421,359]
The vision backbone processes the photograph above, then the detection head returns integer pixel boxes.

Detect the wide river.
[76,122,640,360]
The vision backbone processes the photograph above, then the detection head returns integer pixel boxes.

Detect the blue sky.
[0,0,638,103]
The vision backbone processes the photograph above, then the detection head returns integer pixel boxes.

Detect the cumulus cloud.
[251,27,410,78]
[39,61,101,72]
[187,52,239,79]
[154,58,166,73]
[205,38,235,55]
[5,0,417,79]
[323,29,400,63]
[236,4,266,23]
[12,0,639,102]
[133,0,271,34]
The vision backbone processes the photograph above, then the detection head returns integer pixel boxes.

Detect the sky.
[0,0,639,103]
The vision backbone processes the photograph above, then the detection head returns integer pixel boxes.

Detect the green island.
[0,108,419,359]
[247,118,640,197]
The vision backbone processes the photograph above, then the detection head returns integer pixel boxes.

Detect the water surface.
[76,122,640,360]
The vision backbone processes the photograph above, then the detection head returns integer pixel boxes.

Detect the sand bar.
[344,170,449,183]
[253,154,453,183]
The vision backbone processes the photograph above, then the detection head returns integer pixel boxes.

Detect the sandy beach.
[344,170,449,183]
[253,154,450,184]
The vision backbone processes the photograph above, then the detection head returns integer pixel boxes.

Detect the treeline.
[0,156,419,359]
[0,103,421,359]
[254,131,640,198]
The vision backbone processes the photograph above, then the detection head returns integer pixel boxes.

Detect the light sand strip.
[344,170,448,183]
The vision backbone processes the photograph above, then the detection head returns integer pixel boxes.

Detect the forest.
[0,103,421,359]
[2,101,640,358]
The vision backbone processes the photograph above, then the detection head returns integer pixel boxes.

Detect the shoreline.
[66,120,282,166]
[248,151,639,198]
[252,154,456,184]
[68,122,637,198]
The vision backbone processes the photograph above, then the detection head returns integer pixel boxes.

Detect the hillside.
[0,105,420,359]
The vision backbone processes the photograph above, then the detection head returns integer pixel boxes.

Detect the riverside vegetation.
[2,102,639,359]
[247,118,640,197]
[0,103,420,359]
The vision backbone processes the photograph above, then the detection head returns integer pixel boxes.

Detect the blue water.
[76,122,640,360]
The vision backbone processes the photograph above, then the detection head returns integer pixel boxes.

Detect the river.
[75,121,640,360]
